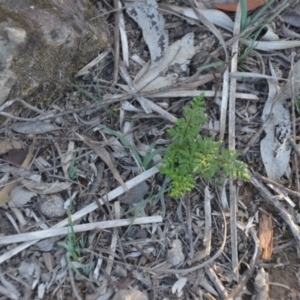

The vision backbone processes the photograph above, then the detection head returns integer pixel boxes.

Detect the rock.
[0,0,111,106]
[167,239,185,266]
[112,289,148,300]
[38,194,65,218]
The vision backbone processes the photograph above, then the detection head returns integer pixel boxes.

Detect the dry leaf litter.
[0,0,300,299]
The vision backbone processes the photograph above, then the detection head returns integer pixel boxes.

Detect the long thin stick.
[0,166,159,264]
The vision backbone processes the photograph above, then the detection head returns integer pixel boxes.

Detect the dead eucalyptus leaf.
[281,9,300,28]
[125,0,168,67]
[21,179,72,194]
[134,33,196,92]
[260,79,291,181]
[241,39,300,51]
[61,141,75,179]
[7,149,28,165]
[75,133,128,191]
[10,186,37,207]
[11,122,60,134]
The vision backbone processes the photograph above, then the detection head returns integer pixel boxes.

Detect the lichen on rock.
[0,0,111,106]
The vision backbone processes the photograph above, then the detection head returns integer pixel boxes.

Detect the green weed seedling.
[122,178,169,237]
[58,211,92,275]
[68,152,79,180]
[239,0,287,61]
[98,124,165,171]
[295,95,300,115]
[159,93,249,198]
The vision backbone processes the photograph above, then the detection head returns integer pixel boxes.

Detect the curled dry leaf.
[76,133,128,191]
[259,213,273,260]
[134,33,196,92]
[61,141,75,179]
[0,137,35,206]
[21,179,72,194]
[0,139,13,154]
[172,277,187,294]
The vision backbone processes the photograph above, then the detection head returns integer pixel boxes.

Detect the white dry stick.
[228,4,241,281]
[118,0,129,67]
[0,216,162,245]
[148,90,258,100]
[101,201,120,294]
[203,186,212,256]
[219,67,229,140]
[0,166,159,264]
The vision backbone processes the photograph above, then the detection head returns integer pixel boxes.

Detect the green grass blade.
[240,0,249,31]
[250,0,276,24]
[142,147,166,170]
[98,124,143,167]
[197,61,225,72]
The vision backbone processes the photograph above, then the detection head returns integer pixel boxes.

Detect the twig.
[254,171,300,199]
[288,137,300,159]
[251,174,300,247]
[206,266,228,299]
[0,166,159,264]
[289,53,300,202]
[226,227,262,299]
[0,216,162,245]
[100,201,120,294]
[113,0,120,84]
[148,200,227,274]
[228,6,241,281]
[68,267,83,300]
[203,186,212,256]
[185,194,194,259]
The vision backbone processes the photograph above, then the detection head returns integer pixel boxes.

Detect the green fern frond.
[159,93,249,198]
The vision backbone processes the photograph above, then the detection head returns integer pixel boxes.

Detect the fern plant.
[159,93,249,198]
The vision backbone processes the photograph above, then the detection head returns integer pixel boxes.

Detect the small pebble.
[112,289,148,300]
[118,181,149,204]
[38,195,65,218]
[167,239,185,266]
[247,105,258,115]
[54,116,63,125]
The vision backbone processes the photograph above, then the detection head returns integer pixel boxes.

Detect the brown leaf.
[259,213,273,260]
[7,149,28,165]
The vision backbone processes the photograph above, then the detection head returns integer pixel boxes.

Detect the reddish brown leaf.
[259,213,273,260]
[7,149,28,166]
[211,0,269,11]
